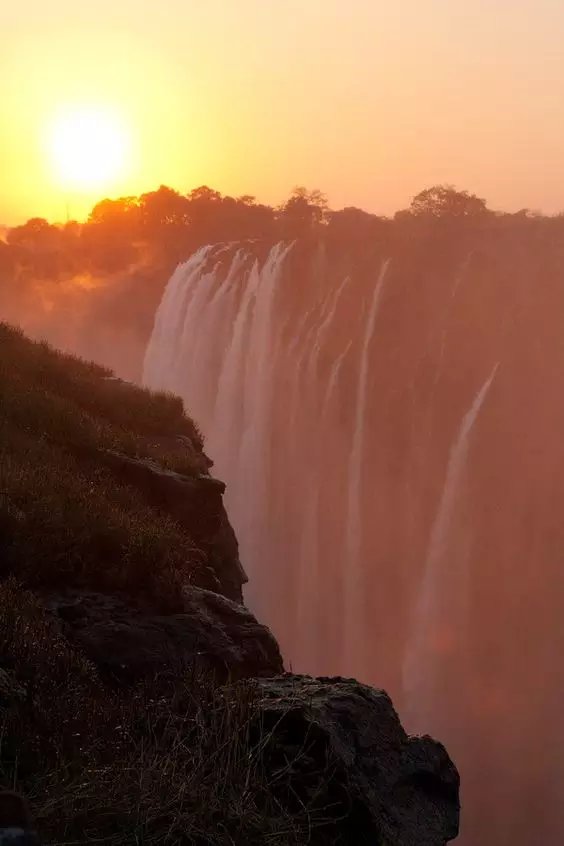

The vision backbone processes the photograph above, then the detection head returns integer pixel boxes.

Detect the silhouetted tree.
[407,185,489,219]
[89,197,139,228]
[327,207,388,244]
[0,241,14,279]
[139,186,190,230]
[7,218,60,251]
[84,198,141,271]
[5,218,72,277]
[187,186,222,205]
[279,187,328,237]
[183,187,276,245]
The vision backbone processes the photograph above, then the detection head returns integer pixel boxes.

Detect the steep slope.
[0,323,459,844]
[0,322,246,606]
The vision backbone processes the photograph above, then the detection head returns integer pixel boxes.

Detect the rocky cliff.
[0,322,459,844]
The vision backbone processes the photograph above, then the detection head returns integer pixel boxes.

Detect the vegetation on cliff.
[0,583,315,845]
[0,328,303,843]
[0,324,459,844]
[2,181,561,384]
[0,322,210,605]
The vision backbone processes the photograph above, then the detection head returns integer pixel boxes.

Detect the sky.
[1,0,563,224]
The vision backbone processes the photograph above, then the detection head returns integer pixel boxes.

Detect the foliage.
[2,180,563,387]
[407,184,489,218]
[278,187,329,237]
[0,322,207,605]
[5,180,562,290]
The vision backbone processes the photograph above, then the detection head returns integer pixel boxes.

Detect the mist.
[2,185,564,844]
[0,263,161,382]
[143,205,564,846]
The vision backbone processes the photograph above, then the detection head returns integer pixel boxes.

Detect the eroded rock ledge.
[98,448,247,603]
[43,588,283,683]
[234,675,460,845]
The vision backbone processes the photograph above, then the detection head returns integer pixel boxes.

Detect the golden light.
[47,106,131,191]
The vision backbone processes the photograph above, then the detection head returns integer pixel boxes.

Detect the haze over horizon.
[3,3,564,842]
[2,0,564,225]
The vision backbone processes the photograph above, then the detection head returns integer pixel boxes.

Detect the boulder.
[241,675,460,845]
[43,588,283,683]
[99,450,247,603]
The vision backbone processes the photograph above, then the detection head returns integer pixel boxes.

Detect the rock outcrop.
[241,675,460,845]
[0,325,461,843]
[99,449,247,603]
[43,588,283,683]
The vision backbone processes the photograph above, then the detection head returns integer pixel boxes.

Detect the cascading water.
[403,363,499,727]
[344,258,390,677]
[144,238,564,846]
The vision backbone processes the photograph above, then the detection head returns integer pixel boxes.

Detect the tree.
[7,218,60,251]
[0,241,15,278]
[327,207,388,243]
[82,197,142,271]
[187,186,222,205]
[5,218,70,277]
[278,187,328,236]
[139,186,190,229]
[89,197,140,230]
[408,185,489,219]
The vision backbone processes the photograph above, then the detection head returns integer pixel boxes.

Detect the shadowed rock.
[241,675,459,845]
[44,588,283,683]
[99,449,247,603]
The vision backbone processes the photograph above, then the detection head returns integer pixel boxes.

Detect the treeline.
[2,183,562,283]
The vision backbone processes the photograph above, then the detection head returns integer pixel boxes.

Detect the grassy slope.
[0,325,331,844]
[0,322,209,606]
[0,581,326,846]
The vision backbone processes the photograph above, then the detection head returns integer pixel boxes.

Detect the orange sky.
[2,0,563,224]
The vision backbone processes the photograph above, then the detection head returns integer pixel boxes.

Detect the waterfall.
[144,241,370,668]
[343,259,391,676]
[144,240,564,846]
[403,363,499,726]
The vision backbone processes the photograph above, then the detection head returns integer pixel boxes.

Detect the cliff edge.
[0,323,459,844]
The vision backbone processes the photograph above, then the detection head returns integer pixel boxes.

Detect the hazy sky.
[2,0,563,223]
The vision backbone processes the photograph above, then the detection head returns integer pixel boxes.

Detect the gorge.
[0,320,459,844]
[144,226,564,846]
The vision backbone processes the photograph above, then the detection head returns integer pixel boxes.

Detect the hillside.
[0,322,246,606]
[0,324,459,845]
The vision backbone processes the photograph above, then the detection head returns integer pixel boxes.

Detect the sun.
[47,106,131,191]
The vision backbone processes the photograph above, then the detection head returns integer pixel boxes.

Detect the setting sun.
[3,2,564,845]
[47,106,130,191]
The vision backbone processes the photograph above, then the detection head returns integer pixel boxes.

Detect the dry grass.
[0,324,344,844]
[0,322,211,606]
[0,584,336,845]
[0,322,205,473]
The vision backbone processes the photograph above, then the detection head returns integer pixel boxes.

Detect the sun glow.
[47,106,131,191]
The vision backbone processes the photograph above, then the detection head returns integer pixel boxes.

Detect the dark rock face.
[44,588,283,683]
[99,449,247,602]
[244,675,460,845]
